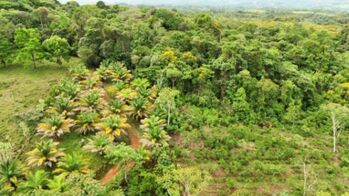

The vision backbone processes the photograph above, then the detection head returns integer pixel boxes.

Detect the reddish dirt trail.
[101,123,141,184]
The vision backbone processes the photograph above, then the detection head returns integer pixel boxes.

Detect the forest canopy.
[1,0,349,195]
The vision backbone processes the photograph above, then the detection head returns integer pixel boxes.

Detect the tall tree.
[155,88,180,127]
[33,7,49,29]
[43,35,71,65]
[15,28,44,68]
[323,103,349,153]
[0,37,13,67]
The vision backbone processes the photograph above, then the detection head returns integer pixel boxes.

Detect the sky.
[57,0,349,9]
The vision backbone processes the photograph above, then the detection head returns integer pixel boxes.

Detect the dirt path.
[101,121,141,184]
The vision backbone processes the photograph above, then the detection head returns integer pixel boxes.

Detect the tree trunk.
[303,160,307,196]
[40,17,44,29]
[31,53,37,69]
[167,103,171,127]
[1,59,6,67]
[331,111,337,153]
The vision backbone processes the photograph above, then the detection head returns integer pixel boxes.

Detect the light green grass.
[0,63,68,145]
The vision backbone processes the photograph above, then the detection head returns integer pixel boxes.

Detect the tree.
[54,153,90,175]
[43,35,71,65]
[104,143,143,182]
[96,115,130,141]
[283,100,303,126]
[155,88,180,127]
[130,97,152,120]
[170,167,211,196]
[26,140,65,168]
[104,143,142,166]
[231,87,253,123]
[33,7,49,29]
[96,1,107,9]
[15,28,44,68]
[75,112,100,135]
[323,103,349,153]
[165,64,182,88]
[140,115,170,148]
[36,114,75,138]
[0,37,13,67]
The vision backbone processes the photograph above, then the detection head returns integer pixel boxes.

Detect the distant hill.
[58,0,349,10]
[0,0,60,11]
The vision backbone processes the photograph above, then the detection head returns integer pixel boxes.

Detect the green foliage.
[76,111,99,134]
[2,2,349,195]
[15,28,44,68]
[0,160,22,191]
[104,143,142,166]
[19,170,49,193]
[0,36,13,66]
[26,140,64,168]
[47,174,67,192]
[54,153,90,175]
[37,114,75,138]
[43,35,71,65]
[140,115,170,148]
[83,133,112,155]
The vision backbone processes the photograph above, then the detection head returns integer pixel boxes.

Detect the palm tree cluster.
[37,60,156,141]
[2,60,173,194]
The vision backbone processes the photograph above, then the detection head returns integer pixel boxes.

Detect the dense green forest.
[1,0,349,195]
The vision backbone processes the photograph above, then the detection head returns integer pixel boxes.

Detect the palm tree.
[140,115,166,131]
[141,128,170,148]
[19,170,48,193]
[0,160,22,190]
[131,78,150,90]
[46,96,75,116]
[108,99,132,116]
[37,114,75,138]
[116,88,137,102]
[59,80,80,99]
[108,61,132,82]
[80,90,101,109]
[47,174,67,192]
[79,74,103,90]
[130,97,152,120]
[54,153,90,175]
[26,140,65,168]
[96,115,130,141]
[131,78,151,99]
[140,116,170,148]
[69,64,89,82]
[96,64,109,82]
[75,112,100,134]
[148,85,159,101]
[97,61,132,82]
[83,133,112,155]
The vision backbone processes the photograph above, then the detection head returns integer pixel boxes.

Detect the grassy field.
[0,63,68,146]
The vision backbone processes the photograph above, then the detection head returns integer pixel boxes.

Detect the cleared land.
[0,63,68,146]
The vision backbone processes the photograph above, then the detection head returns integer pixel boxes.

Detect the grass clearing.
[0,63,68,145]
